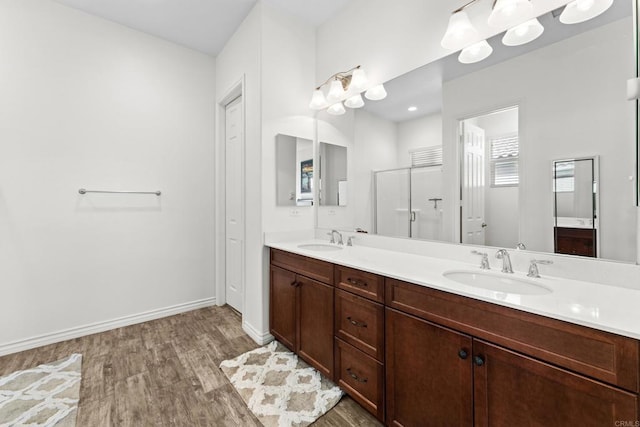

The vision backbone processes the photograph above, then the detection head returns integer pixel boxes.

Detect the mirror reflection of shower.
[374,146,444,240]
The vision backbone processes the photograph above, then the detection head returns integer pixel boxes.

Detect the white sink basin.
[443,270,552,295]
[297,243,343,252]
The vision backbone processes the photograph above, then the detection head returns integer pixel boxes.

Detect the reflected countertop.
[266,239,640,340]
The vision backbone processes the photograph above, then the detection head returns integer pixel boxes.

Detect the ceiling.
[52,0,353,56]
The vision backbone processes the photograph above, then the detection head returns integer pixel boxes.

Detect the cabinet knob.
[458,349,468,360]
[290,280,297,287]
[347,316,367,328]
[346,278,368,287]
[346,368,368,383]
[474,355,485,367]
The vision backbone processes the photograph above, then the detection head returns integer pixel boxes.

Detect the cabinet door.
[269,266,297,351]
[297,276,334,379]
[386,308,473,427]
[473,339,639,427]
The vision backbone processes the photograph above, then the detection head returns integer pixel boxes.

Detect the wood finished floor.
[0,306,382,426]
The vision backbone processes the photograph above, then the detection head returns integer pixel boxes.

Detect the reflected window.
[490,134,519,187]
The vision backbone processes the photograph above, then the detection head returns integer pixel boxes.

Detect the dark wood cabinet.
[269,265,297,351]
[386,308,473,427]
[298,275,334,379]
[473,340,638,426]
[335,289,384,361]
[269,250,335,379]
[554,226,596,257]
[269,249,640,426]
[335,337,385,421]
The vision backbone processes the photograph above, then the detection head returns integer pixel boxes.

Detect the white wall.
[215,2,317,342]
[0,0,216,350]
[443,17,636,262]
[214,3,263,340]
[353,110,398,233]
[396,114,443,168]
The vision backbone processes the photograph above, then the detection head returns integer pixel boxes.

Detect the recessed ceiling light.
[408,106,418,112]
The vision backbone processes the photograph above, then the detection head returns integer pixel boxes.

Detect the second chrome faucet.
[495,249,513,274]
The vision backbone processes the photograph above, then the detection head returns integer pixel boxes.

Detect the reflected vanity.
[315,0,638,263]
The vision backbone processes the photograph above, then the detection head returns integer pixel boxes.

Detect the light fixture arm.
[315,65,362,90]
[453,0,481,14]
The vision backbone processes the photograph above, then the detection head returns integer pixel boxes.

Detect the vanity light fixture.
[559,0,613,24]
[459,39,494,64]
[502,17,544,46]
[488,0,533,29]
[309,65,386,114]
[441,3,480,50]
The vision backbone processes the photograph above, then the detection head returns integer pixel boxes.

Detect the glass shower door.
[374,168,411,238]
[410,167,444,240]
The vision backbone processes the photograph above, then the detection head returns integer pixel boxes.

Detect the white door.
[225,96,244,313]
[461,121,486,245]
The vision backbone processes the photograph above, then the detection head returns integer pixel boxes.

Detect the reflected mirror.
[275,134,313,207]
[317,0,637,262]
[319,142,348,206]
[553,157,599,257]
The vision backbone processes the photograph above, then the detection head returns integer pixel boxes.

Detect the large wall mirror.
[317,0,638,263]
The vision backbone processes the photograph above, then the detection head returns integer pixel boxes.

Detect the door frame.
[453,102,523,244]
[215,76,245,309]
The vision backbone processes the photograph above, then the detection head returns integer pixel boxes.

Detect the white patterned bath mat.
[0,354,82,427]
[220,341,343,427]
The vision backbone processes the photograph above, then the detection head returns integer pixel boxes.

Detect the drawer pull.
[346,278,368,287]
[347,317,368,328]
[290,280,300,287]
[474,355,485,367]
[458,349,468,360]
[346,368,368,383]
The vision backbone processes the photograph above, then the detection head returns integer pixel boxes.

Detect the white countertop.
[267,239,640,340]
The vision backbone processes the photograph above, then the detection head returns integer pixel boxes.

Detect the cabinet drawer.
[270,249,334,285]
[335,289,384,361]
[386,278,640,392]
[335,338,384,422]
[335,265,384,302]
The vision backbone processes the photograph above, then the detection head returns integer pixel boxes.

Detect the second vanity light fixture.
[308,65,387,115]
[441,0,614,64]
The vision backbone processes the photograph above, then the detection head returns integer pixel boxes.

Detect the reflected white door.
[461,121,486,245]
[225,96,244,313]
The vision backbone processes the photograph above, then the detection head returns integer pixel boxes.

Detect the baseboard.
[0,297,216,357]
[242,320,274,346]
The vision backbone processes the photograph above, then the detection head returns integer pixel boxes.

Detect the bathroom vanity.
[268,243,639,426]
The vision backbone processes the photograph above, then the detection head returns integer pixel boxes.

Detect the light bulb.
[502,18,544,46]
[441,10,479,50]
[488,0,533,29]
[345,94,365,109]
[350,68,369,92]
[560,0,613,24]
[327,102,346,115]
[308,89,328,110]
[326,79,345,103]
[365,84,387,101]
[458,40,493,64]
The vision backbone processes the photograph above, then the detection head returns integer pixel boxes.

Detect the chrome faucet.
[471,250,490,270]
[495,249,513,274]
[527,259,553,278]
[329,229,344,245]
